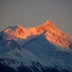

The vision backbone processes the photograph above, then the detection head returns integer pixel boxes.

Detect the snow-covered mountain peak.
[1,20,72,48]
[0,20,72,72]
[40,20,55,28]
[36,20,71,39]
[36,20,72,48]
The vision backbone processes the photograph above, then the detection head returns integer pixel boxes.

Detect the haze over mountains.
[0,20,72,72]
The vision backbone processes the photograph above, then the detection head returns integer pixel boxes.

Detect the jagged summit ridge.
[0,20,72,72]
[41,20,56,28]
[2,20,72,48]
[37,20,70,39]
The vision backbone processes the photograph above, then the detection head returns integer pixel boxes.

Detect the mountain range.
[0,20,72,72]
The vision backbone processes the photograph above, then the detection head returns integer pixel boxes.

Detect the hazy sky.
[0,0,72,36]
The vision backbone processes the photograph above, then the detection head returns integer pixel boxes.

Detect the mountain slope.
[36,20,71,40]
[0,39,72,72]
[0,32,72,72]
[2,20,72,48]
[0,20,72,72]
[36,20,72,48]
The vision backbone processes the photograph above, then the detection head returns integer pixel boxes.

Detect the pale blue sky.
[0,0,72,36]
